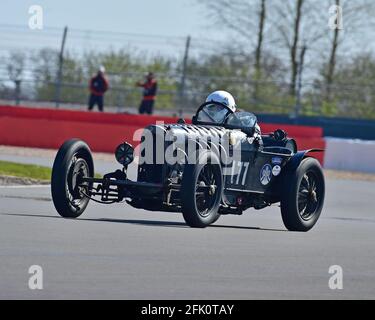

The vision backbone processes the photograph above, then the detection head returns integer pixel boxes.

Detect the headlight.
[115,142,134,166]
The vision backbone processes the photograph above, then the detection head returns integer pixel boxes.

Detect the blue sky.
[1,0,216,38]
[1,0,373,77]
[0,0,227,60]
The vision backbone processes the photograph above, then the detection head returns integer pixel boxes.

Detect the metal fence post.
[55,26,68,108]
[14,80,21,105]
[178,35,191,117]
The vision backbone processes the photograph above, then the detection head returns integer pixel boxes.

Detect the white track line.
[0,185,51,189]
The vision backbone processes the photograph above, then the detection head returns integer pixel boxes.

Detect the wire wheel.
[195,164,219,217]
[280,157,325,232]
[297,172,322,221]
[66,155,89,208]
[181,151,223,228]
[51,139,94,218]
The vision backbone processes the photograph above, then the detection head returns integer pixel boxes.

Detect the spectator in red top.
[136,72,158,115]
[88,66,109,112]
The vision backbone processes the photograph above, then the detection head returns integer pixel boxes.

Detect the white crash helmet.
[99,65,106,73]
[206,91,236,112]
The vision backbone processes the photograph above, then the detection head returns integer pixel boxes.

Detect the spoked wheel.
[66,156,90,211]
[298,172,321,221]
[195,165,220,218]
[281,157,325,232]
[51,139,94,218]
[181,151,223,228]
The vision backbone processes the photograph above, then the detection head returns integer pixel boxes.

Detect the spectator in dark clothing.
[88,66,109,112]
[136,72,158,115]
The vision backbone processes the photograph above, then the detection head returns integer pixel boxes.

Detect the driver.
[204,91,261,136]
[204,91,236,123]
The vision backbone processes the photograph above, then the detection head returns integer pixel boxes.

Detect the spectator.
[88,66,109,112]
[136,72,158,115]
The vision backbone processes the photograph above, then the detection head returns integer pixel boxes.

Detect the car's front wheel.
[51,139,94,218]
[280,157,325,232]
[181,151,223,228]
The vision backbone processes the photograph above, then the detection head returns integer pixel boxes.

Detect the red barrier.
[261,123,325,163]
[0,105,188,153]
[261,123,323,139]
[0,105,184,126]
[0,117,136,153]
[0,105,325,163]
[293,138,326,164]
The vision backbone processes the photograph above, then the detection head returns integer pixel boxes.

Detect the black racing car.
[51,101,325,232]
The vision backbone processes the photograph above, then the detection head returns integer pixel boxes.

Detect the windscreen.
[226,112,257,129]
[196,103,231,124]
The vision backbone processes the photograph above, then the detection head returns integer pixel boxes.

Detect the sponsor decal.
[272,157,283,165]
[272,165,281,176]
[260,164,272,186]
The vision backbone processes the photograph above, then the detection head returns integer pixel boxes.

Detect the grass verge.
[0,160,51,182]
[0,160,102,183]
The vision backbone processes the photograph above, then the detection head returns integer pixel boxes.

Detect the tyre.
[281,157,325,232]
[181,150,223,228]
[51,139,94,218]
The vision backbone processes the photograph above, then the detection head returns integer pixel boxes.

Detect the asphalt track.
[0,154,374,299]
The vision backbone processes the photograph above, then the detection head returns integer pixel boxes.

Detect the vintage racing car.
[51,101,325,232]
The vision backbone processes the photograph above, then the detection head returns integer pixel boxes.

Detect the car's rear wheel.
[281,157,325,232]
[181,151,223,228]
[51,139,94,218]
